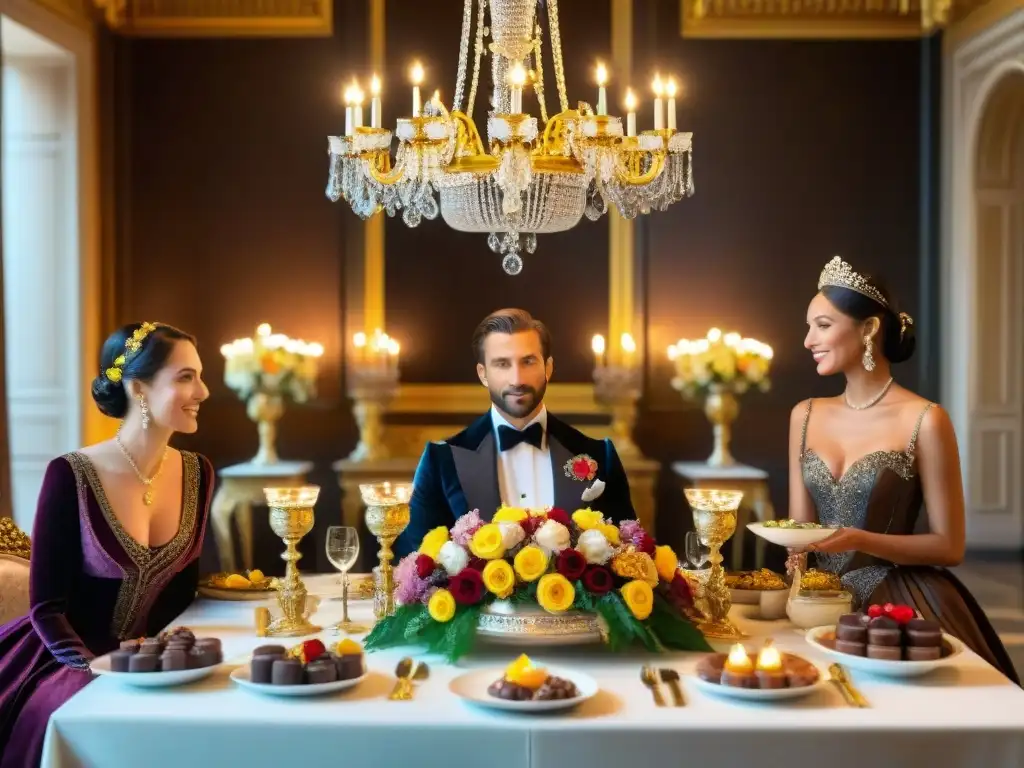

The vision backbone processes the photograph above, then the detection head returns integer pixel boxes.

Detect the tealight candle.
[754,640,786,689]
[720,643,757,688]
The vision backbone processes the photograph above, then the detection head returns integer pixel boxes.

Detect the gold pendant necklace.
[115,433,168,506]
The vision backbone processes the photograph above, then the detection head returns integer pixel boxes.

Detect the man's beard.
[490,379,547,420]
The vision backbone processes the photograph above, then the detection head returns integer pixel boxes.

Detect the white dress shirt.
[490,405,554,509]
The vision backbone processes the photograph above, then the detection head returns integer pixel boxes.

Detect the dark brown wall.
[112,0,924,573]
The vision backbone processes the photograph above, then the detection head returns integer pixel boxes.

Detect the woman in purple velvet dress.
[0,322,214,766]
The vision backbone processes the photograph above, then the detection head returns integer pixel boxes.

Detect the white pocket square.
[580,479,606,503]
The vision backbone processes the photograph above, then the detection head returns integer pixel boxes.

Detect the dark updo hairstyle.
[820,278,916,364]
[90,323,196,419]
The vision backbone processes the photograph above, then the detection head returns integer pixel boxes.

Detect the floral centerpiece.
[364,505,713,662]
[220,323,324,464]
[668,327,773,467]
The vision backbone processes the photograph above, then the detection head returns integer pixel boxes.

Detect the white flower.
[534,519,570,553]
[437,541,469,576]
[498,522,526,550]
[578,529,614,565]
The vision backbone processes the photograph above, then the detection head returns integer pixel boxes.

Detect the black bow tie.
[497,422,544,452]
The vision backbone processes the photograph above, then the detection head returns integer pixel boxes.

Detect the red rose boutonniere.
[563,454,598,482]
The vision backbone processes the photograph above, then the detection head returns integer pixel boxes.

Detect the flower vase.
[247,392,284,465]
[703,385,739,467]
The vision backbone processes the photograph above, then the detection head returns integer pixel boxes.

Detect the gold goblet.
[264,485,321,637]
[685,488,745,640]
[359,481,412,619]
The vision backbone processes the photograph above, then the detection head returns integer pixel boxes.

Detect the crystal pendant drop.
[502,252,523,275]
[487,233,501,253]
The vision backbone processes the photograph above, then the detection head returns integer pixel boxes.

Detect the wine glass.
[685,531,709,569]
[326,526,367,634]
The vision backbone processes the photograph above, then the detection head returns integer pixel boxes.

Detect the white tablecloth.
[42,575,1024,768]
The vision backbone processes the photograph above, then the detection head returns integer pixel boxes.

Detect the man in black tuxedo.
[395,308,636,558]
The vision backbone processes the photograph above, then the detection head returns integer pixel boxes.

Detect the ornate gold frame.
[93,0,333,37]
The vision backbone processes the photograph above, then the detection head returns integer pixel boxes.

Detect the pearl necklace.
[115,432,168,506]
[844,377,894,411]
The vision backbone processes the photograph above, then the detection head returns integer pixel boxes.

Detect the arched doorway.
[944,13,1024,550]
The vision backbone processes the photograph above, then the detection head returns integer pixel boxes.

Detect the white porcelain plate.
[230,666,367,697]
[805,625,964,678]
[91,654,219,688]
[691,672,827,702]
[747,522,837,549]
[448,666,598,713]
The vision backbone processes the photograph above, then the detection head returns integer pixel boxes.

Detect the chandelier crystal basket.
[326,0,694,275]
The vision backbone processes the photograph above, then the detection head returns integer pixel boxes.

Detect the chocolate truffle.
[781,655,820,687]
[160,649,189,672]
[866,644,902,661]
[333,650,364,681]
[535,676,579,700]
[867,616,901,646]
[695,654,727,684]
[271,658,304,686]
[253,644,287,657]
[906,645,942,661]
[110,649,135,672]
[487,679,533,700]
[305,659,338,685]
[139,639,163,655]
[836,613,869,643]
[250,654,279,684]
[906,619,942,648]
[129,653,159,672]
[835,639,867,656]
[119,639,142,653]
[160,626,195,647]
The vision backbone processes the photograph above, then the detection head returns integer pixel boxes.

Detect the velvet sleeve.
[394,443,455,559]
[601,438,637,524]
[29,457,91,670]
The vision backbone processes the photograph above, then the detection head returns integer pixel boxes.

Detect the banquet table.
[42,574,1024,768]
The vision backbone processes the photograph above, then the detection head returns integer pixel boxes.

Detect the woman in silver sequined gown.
[788,256,1018,684]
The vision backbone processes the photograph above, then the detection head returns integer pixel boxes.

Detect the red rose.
[634,532,656,555]
[467,557,487,572]
[449,568,485,605]
[519,517,542,538]
[668,572,694,612]
[556,549,587,581]
[546,508,571,528]
[582,565,613,595]
[571,458,591,480]
[415,554,436,579]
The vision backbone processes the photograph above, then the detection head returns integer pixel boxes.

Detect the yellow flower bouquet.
[364,506,712,662]
[221,323,324,405]
[669,327,773,400]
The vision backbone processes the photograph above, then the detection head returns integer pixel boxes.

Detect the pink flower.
[619,519,642,542]
[451,509,484,547]
[394,553,429,604]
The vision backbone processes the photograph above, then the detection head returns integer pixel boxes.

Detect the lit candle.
[754,640,786,689]
[370,74,382,129]
[720,643,757,688]
[343,85,354,137]
[387,337,400,370]
[592,334,606,368]
[595,62,608,116]
[410,61,424,117]
[624,89,637,137]
[652,74,664,131]
[352,81,364,130]
[433,89,441,108]
[509,62,526,114]
[353,331,367,363]
[620,332,636,367]
[666,77,677,131]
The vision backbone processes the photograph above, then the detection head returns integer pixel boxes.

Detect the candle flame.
[387,338,400,356]
[509,63,527,87]
[652,73,664,97]
[351,80,364,106]
[592,334,606,355]
[595,61,608,86]
[353,332,367,348]
[756,641,782,672]
[257,323,271,336]
[624,89,637,112]
[726,643,753,671]
[666,77,678,98]
[370,74,381,96]
[620,332,636,353]
[409,61,424,85]
[342,84,353,105]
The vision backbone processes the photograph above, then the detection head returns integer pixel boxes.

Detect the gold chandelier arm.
[451,110,487,156]
[364,151,406,186]
[540,109,579,156]
[615,151,666,186]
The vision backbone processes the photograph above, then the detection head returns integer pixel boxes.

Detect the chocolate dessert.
[830,605,950,662]
[247,639,364,687]
[487,679,533,700]
[305,659,339,685]
[271,658,304,686]
[866,616,901,646]
[696,654,726,683]
[906,619,942,647]
[533,677,579,700]
[695,651,820,689]
[250,652,281,684]
[107,626,222,673]
[906,645,942,661]
[836,613,869,644]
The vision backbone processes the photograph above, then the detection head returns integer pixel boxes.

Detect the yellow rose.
[493,506,528,523]
[598,523,621,545]
[536,573,575,614]
[470,524,507,560]
[572,508,604,531]
[482,559,516,599]
[620,579,654,621]
[427,588,457,623]
[654,545,679,582]
[513,545,549,582]
[611,548,659,588]
[418,526,449,560]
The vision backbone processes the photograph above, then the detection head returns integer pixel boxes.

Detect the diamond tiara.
[817,256,888,308]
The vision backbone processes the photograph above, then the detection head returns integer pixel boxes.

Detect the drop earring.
[140,396,150,431]
[862,337,876,372]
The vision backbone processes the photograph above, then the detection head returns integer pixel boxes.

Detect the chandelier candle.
[410,61,424,117]
[352,82,364,132]
[625,89,637,136]
[509,62,526,113]
[344,85,354,137]
[652,74,665,131]
[370,75,382,129]
[595,62,608,116]
[666,78,677,131]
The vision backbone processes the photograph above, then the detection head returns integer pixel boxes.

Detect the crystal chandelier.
[325,0,694,275]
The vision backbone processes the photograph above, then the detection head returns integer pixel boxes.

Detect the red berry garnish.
[867,604,883,618]
[882,602,895,616]
[890,605,915,625]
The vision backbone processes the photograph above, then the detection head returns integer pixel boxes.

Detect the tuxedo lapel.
[449,413,501,520]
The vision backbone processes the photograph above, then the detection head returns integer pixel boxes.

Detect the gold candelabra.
[685,488,745,640]
[347,330,401,462]
[592,333,642,459]
[264,486,321,637]
[359,481,412,619]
